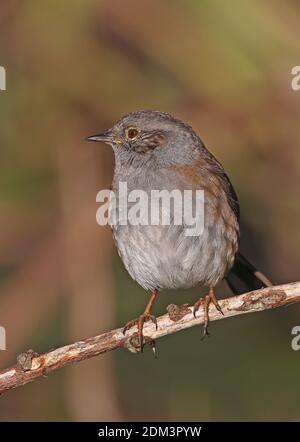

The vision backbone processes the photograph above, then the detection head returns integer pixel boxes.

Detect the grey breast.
[111,167,238,292]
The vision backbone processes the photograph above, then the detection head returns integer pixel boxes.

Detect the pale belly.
[112,220,237,291]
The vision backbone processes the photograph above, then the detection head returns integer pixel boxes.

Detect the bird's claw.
[201,325,211,340]
[148,314,158,330]
[123,314,158,352]
[193,298,204,318]
[214,303,224,316]
[122,319,138,336]
[193,289,223,338]
[149,339,158,358]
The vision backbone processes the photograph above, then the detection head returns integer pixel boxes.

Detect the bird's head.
[86,110,201,167]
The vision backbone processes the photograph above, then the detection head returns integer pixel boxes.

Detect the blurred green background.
[0,0,300,421]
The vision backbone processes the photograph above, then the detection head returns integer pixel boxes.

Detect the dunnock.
[87,110,271,349]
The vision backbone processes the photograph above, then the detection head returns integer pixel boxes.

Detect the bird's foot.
[193,287,224,339]
[123,314,158,352]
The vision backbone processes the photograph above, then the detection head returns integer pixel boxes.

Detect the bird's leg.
[123,288,158,351]
[193,287,224,338]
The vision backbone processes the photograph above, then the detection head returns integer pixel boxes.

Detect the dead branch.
[0,282,299,395]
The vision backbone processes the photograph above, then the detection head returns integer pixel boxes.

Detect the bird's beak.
[85,130,113,143]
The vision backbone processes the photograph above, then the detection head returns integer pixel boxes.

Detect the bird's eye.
[126,127,139,140]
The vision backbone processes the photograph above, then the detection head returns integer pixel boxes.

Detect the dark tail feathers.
[226,253,272,295]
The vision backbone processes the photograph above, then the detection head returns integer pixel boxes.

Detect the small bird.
[87,110,271,350]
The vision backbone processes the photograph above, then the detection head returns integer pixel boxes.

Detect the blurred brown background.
[0,0,300,421]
